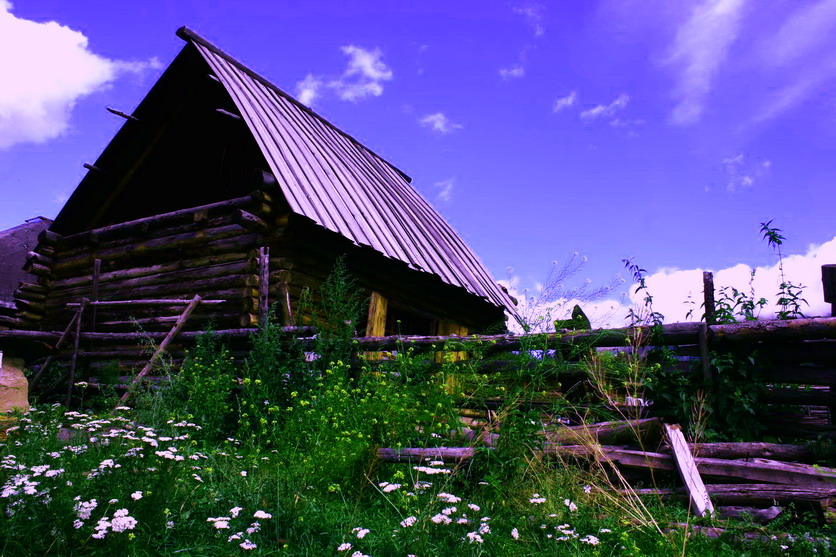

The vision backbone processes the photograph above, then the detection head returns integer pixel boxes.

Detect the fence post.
[822,265,836,317]
[702,272,716,325]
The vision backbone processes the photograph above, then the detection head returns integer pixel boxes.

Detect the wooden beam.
[106,107,138,122]
[363,291,388,361]
[66,299,88,406]
[120,295,203,404]
[258,247,270,328]
[665,424,714,517]
[703,271,716,325]
[66,299,226,307]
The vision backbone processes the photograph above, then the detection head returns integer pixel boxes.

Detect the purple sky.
[2,1,835,326]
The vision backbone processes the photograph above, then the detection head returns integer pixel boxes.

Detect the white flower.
[442,506,457,516]
[229,506,243,518]
[337,542,352,551]
[246,522,260,535]
[511,527,519,540]
[529,493,546,504]
[466,532,484,543]
[413,465,451,475]
[73,519,84,529]
[352,527,370,539]
[600,528,612,533]
[240,470,247,477]
[580,534,599,545]
[583,485,592,494]
[111,509,138,533]
[131,491,143,500]
[564,499,578,512]
[253,510,272,519]
[467,503,480,512]
[437,493,461,503]
[239,539,257,550]
[213,520,230,529]
[431,513,452,525]
[400,516,417,528]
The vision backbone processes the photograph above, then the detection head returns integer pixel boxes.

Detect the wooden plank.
[364,291,388,360]
[66,299,88,406]
[665,423,714,517]
[90,258,101,330]
[119,295,203,404]
[66,299,226,307]
[258,247,270,328]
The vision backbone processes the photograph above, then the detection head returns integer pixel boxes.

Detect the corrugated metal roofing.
[179,28,515,314]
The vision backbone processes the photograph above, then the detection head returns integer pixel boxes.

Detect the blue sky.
[1,0,835,325]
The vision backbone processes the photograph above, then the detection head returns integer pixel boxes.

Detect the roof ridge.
[175,26,412,184]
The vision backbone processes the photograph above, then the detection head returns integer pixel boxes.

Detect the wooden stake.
[258,247,270,328]
[119,295,202,404]
[29,307,83,391]
[665,424,714,517]
[66,299,88,407]
[703,271,716,325]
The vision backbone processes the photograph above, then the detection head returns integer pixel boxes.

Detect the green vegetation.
[2,253,833,555]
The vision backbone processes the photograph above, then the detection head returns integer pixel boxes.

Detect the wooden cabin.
[0,217,51,329]
[9,28,516,372]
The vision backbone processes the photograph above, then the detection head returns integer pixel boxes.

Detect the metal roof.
[179,27,515,315]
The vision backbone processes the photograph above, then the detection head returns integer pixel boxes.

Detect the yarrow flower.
[400,516,417,528]
[465,531,484,543]
[239,539,257,550]
[437,493,461,503]
[511,527,519,540]
[352,527,370,539]
[253,510,272,519]
[529,493,546,504]
[564,499,578,512]
[229,506,243,518]
[337,542,352,551]
[130,491,143,501]
[580,534,599,545]
[431,513,452,525]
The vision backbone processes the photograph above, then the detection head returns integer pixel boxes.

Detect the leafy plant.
[761,220,808,319]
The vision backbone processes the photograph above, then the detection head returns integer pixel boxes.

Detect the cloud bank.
[0,3,160,149]
[295,45,392,105]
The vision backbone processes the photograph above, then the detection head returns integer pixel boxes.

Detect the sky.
[1,0,835,327]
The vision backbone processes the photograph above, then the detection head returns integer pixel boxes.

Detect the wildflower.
[229,506,243,518]
[240,470,247,477]
[583,485,592,494]
[564,499,578,512]
[192,474,203,483]
[75,498,98,520]
[457,517,469,524]
[511,527,519,540]
[479,522,491,535]
[437,492,461,503]
[337,542,352,551]
[413,465,451,475]
[239,539,257,550]
[92,516,110,539]
[379,482,401,492]
[580,535,599,545]
[131,491,143,501]
[111,509,138,533]
[468,503,480,512]
[253,510,272,519]
[442,506,457,515]
[109,498,119,504]
[431,513,452,525]
[166,521,174,529]
[600,528,612,533]
[73,519,84,529]
[529,493,546,504]
[228,532,242,541]
[400,516,417,528]
[352,527,370,539]
[466,532,484,543]
[246,522,260,535]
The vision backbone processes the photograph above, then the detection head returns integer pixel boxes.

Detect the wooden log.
[763,388,835,406]
[579,447,836,487]
[26,251,53,266]
[51,260,252,299]
[632,483,836,506]
[16,282,48,295]
[38,229,63,246]
[120,295,202,403]
[91,258,101,330]
[760,366,836,385]
[24,262,52,278]
[29,308,83,391]
[660,442,814,462]
[703,272,716,325]
[235,209,269,233]
[258,247,270,328]
[51,224,257,273]
[66,299,227,307]
[54,192,269,250]
[377,447,477,463]
[665,423,714,517]
[546,418,663,446]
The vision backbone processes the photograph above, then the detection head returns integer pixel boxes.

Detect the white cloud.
[666,0,746,125]
[419,112,462,134]
[514,3,546,37]
[722,153,771,192]
[499,65,525,80]
[300,45,392,104]
[0,4,160,149]
[766,0,836,67]
[552,91,577,112]
[295,73,323,106]
[433,178,454,202]
[508,236,836,331]
[580,94,630,120]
